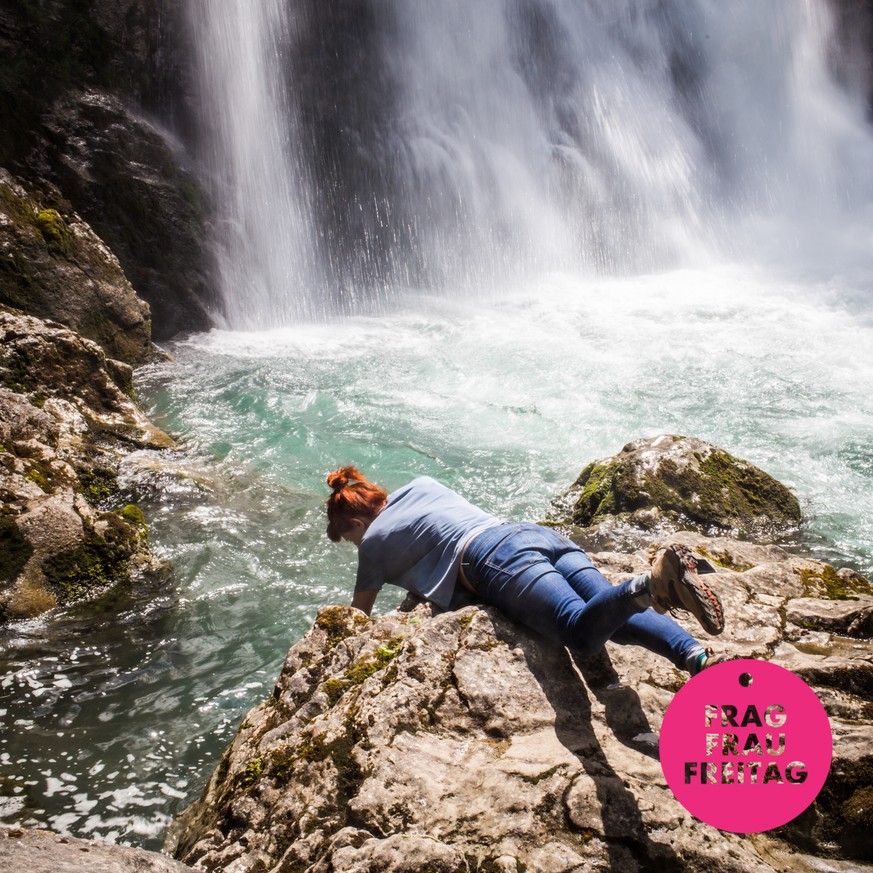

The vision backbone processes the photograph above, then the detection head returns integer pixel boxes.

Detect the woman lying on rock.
[325,466,730,675]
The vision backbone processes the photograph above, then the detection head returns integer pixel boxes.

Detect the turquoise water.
[1,267,872,848]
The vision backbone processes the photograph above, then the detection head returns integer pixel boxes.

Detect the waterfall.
[191,0,873,328]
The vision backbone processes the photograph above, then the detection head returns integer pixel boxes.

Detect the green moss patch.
[345,636,404,684]
[315,606,370,649]
[239,757,263,788]
[797,566,873,601]
[34,208,75,256]
[77,466,119,506]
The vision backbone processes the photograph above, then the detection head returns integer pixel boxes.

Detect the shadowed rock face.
[0,1,218,341]
[168,532,873,872]
[0,168,151,365]
[28,91,222,340]
[552,435,802,548]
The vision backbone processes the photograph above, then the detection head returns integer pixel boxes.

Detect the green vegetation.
[268,746,297,784]
[321,678,347,707]
[77,466,118,506]
[345,636,404,684]
[797,566,873,601]
[117,503,147,533]
[314,605,370,649]
[34,208,74,256]
[240,757,263,787]
[25,465,50,491]
[694,545,753,572]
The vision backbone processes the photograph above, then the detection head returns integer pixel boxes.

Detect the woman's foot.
[689,647,740,675]
[649,544,725,635]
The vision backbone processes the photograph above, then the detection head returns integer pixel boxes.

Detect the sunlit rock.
[552,435,802,548]
[168,537,872,871]
[0,309,173,620]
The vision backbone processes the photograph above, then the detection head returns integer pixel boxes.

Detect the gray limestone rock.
[552,435,802,547]
[168,539,873,872]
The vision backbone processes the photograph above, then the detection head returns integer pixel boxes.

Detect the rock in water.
[168,533,873,871]
[553,434,801,545]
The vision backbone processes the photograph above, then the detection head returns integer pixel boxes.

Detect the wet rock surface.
[28,90,221,340]
[0,307,173,620]
[168,530,873,872]
[0,0,216,343]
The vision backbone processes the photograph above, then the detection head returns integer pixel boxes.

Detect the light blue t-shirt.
[355,476,502,609]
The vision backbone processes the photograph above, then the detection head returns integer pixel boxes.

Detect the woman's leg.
[553,546,704,669]
[465,524,704,669]
[464,524,649,658]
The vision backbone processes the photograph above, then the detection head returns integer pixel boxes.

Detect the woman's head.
[325,466,387,543]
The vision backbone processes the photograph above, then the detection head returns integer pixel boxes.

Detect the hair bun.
[327,465,363,492]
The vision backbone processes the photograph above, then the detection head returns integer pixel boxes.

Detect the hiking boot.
[690,647,741,675]
[649,544,725,636]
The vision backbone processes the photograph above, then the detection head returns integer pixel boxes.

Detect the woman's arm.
[351,589,378,616]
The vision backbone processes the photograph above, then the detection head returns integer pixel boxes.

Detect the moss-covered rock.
[0,308,171,621]
[554,434,801,542]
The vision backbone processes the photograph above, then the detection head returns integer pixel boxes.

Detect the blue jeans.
[461,523,701,669]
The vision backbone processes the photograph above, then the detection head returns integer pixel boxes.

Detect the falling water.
[192,0,873,327]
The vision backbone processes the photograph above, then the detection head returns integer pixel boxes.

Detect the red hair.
[325,466,387,541]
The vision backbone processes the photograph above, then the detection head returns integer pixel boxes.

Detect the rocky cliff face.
[0,0,219,340]
[0,307,173,621]
[168,444,873,873]
[1,168,151,364]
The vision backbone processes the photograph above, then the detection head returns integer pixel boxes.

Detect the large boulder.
[0,307,173,621]
[167,536,873,872]
[0,168,151,364]
[553,435,802,547]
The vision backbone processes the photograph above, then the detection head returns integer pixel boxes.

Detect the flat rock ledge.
[168,533,873,873]
[0,826,194,873]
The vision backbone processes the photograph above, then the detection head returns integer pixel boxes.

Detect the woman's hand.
[351,589,378,616]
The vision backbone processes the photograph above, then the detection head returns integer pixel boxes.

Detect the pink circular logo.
[659,659,832,833]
